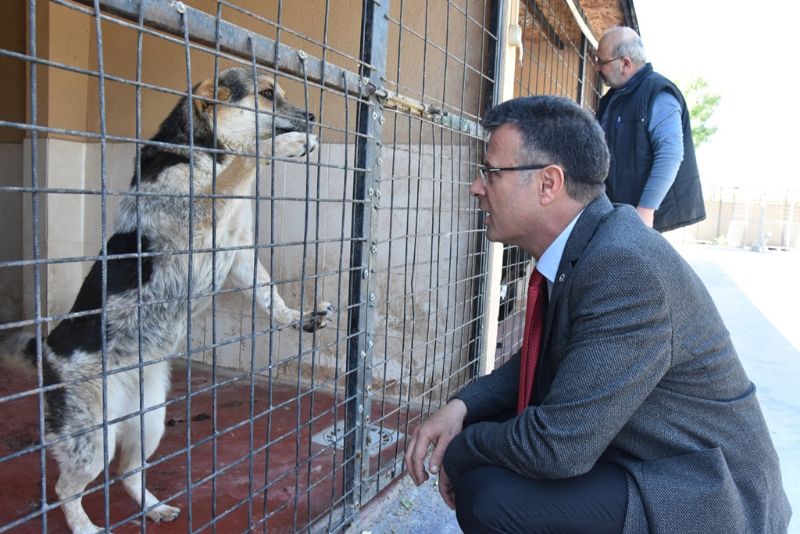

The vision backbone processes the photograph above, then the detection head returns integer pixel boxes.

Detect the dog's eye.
[259,88,274,99]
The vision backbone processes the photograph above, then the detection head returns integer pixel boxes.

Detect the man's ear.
[538,164,565,205]
[192,78,230,115]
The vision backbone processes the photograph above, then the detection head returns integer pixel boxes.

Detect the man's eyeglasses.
[594,55,624,66]
[478,164,550,186]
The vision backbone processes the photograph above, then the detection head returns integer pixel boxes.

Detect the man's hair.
[612,28,647,66]
[480,96,609,204]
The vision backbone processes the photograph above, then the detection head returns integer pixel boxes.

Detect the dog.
[0,67,333,533]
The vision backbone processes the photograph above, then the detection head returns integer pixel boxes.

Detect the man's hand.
[635,206,655,228]
[404,399,467,486]
[437,467,456,509]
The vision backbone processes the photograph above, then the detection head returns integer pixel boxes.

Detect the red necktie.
[517,269,548,414]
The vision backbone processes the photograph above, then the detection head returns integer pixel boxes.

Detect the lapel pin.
[558,273,565,282]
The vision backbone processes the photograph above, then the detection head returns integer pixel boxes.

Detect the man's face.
[594,40,625,88]
[468,124,537,246]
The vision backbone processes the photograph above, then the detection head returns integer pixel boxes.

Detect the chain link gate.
[0,0,608,531]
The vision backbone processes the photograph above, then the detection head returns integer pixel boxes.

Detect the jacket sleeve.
[450,350,521,425]
[443,246,673,481]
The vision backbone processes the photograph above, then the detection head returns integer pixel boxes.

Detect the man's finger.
[404,434,421,485]
[427,435,449,475]
[407,432,430,485]
[403,435,415,482]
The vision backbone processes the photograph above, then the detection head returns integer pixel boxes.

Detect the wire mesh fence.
[0,0,495,532]
[0,0,611,532]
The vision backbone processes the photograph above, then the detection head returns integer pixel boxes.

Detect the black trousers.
[453,461,628,534]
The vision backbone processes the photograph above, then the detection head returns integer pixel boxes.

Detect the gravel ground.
[345,475,460,534]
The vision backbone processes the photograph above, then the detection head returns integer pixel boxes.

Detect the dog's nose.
[307,112,315,123]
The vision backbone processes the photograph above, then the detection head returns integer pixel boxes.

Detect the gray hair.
[613,30,647,66]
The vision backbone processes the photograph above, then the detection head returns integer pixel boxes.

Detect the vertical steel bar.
[179,11,196,531]
[210,3,223,532]
[247,39,261,533]
[297,50,316,529]
[327,69,352,532]
[293,49,313,534]
[431,0,452,410]
[134,2,147,530]
[309,0,331,526]
[28,1,47,531]
[90,1,112,529]
[262,1,284,526]
[393,0,413,473]
[345,0,389,512]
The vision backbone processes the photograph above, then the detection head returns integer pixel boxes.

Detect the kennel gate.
[0,0,601,531]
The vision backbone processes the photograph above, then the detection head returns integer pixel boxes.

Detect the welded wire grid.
[0,0,366,532]
[0,0,496,532]
[366,0,496,496]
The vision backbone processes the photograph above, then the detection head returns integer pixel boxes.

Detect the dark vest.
[597,64,706,232]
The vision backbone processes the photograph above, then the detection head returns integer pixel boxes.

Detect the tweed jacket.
[444,196,791,533]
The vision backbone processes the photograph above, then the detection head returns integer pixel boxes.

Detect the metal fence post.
[344,0,390,515]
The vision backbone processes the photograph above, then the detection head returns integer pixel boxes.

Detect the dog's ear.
[193,78,230,115]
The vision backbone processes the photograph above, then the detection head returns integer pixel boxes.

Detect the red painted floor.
[0,361,414,533]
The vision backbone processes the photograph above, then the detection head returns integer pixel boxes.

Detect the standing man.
[404,96,790,533]
[595,26,705,231]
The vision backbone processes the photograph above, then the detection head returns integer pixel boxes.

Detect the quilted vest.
[597,64,706,232]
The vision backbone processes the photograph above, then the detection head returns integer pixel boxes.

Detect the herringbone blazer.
[444,195,791,533]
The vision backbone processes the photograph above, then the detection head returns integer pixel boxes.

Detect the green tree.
[681,78,721,148]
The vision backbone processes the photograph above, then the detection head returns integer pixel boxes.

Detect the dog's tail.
[0,329,38,375]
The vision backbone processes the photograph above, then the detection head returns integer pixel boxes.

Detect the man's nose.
[468,175,484,197]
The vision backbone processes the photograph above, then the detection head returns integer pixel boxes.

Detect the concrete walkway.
[348,244,799,534]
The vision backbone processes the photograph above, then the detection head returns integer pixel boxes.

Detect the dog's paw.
[269,131,318,158]
[299,301,335,332]
[147,503,181,523]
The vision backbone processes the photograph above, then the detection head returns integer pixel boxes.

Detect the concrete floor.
[349,244,800,534]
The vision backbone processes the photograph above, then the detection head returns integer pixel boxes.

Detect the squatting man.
[404,95,790,533]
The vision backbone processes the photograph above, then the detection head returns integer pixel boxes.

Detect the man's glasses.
[478,164,550,186]
[594,55,624,66]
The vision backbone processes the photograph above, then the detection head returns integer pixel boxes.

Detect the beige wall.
[686,192,800,250]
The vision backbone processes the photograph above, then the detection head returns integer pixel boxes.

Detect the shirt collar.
[536,209,584,286]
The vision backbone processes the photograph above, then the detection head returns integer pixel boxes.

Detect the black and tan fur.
[1,67,333,533]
